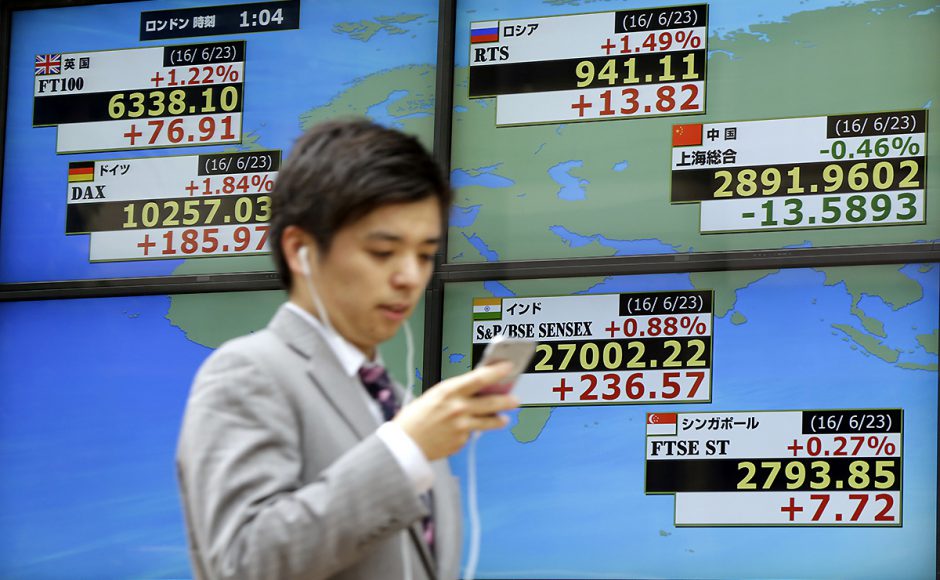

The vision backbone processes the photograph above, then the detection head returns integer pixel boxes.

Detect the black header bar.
[469,49,704,97]
[646,457,901,493]
[619,290,712,316]
[33,83,242,126]
[162,41,245,66]
[141,0,299,41]
[671,157,925,203]
[827,110,926,138]
[471,335,711,371]
[802,409,902,434]
[65,193,270,233]
[198,151,280,175]
[614,4,708,33]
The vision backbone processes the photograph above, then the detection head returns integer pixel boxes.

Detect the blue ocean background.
[0,295,211,578]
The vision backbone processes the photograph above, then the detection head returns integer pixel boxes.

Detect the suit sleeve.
[176,343,427,580]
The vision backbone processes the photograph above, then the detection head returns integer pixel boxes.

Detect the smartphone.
[475,335,537,395]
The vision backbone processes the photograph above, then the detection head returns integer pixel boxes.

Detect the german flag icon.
[68,161,95,183]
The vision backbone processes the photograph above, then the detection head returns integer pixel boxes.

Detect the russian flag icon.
[470,21,499,44]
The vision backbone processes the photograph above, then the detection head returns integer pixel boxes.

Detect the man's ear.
[282,225,317,279]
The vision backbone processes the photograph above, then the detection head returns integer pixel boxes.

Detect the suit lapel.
[268,305,378,440]
[408,523,436,578]
[430,461,459,578]
[270,304,439,578]
[392,379,438,578]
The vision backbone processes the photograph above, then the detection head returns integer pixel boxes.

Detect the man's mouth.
[379,303,409,321]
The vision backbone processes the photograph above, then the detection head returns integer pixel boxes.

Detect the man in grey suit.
[176,119,518,580]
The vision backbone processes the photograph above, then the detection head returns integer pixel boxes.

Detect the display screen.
[0,291,422,577]
[1,0,438,283]
[2,1,938,579]
[448,0,938,263]
[443,263,938,578]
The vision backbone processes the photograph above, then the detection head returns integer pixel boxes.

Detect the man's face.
[303,197,441,357]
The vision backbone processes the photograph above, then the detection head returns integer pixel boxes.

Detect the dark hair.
[270,119,451,288]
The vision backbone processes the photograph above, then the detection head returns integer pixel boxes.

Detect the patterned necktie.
[358,364,398,422]
[421,509,435,556]
[358,364,434,555]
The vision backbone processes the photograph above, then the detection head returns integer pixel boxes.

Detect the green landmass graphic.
[447,1,939,263]
[227,131,265,152]
[511,407,553,443]
[817,265,934,364]
[819,265,923,311]
[730,311,747,325]
[169,254,276,276]
[817,264,922,344]
[465,165,506,177]
[688,269,776,317]
[299,64,435,150]
[167,291,283,349]
[917,329,939,355]
[897,362,939,371]
[850,305,886,338]
[333,14,425,42]
[832,323,900,363]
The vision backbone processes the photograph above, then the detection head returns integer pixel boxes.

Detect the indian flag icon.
[472,298,502,321]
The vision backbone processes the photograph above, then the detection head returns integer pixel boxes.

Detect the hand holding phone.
[394,336,528,460]
[475,335,536,395]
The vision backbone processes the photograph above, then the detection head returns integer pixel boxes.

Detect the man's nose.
[391,254,424,288]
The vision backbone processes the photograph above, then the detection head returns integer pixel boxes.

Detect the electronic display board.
[448,0,938,264]
[1,0,439,283]
[443,263,938,578]
[2,1,938,579]
[0,291,423,577]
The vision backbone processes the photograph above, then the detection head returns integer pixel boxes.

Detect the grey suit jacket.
[176,304,462,580]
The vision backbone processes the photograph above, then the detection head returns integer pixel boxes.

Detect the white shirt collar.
[285,301,379,377]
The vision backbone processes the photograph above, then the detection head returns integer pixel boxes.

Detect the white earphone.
[298,245,310,276]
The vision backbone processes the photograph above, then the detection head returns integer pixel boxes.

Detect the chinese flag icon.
[672,123,703,147]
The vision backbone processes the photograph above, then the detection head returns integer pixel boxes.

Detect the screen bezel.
[0,1,936,578]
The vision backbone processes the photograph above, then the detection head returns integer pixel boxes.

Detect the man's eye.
[420,253,435,262]
[369,250,393,259]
